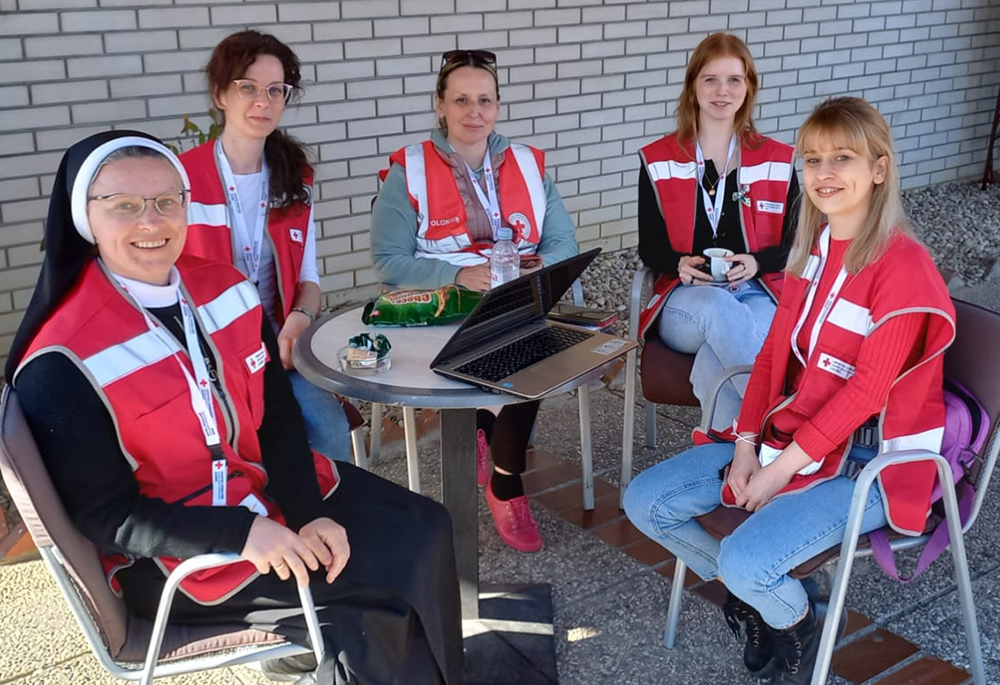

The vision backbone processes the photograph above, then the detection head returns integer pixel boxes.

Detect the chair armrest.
[700,364,754,431]
[628,266,656,342]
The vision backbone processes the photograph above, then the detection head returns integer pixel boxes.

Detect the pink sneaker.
[476,428,490,487]
[485,482,544,553]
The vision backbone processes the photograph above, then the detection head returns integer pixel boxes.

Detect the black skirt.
[117,463,463,685]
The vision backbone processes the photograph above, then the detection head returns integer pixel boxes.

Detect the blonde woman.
[625,98,955,684]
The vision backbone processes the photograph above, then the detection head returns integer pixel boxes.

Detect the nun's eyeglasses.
[232,79,294,103]
[87,190,188,219]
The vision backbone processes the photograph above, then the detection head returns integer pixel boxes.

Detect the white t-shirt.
[232,171,319,325]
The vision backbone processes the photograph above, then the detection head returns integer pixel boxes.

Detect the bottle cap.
[497,227,514,241]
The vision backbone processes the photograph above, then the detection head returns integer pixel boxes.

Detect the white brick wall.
[0,0,998,369]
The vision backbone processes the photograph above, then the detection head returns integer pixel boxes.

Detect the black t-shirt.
[16,303,326,560]
[637,160,800,277]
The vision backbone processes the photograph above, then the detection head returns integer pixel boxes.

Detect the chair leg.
[350,426,369,470]
[663,558,687,649]
[621,348,637,509]
[810,554,855,684]
[369,402,383,467]
[578,384,594,511]
[403,406,420,494]
[645,399,658,448]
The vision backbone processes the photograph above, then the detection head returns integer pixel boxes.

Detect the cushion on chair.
[640,335,699,406]
[118,621,286,663]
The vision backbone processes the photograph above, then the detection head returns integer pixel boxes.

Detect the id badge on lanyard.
[695,135,737,238]
[119,279,229,506]
[216,139,270,283]
[465,149,502,241]
[790,226,849,368]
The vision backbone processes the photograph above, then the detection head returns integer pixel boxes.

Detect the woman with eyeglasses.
[10,130,463,685]
[370,49,579,553]
[636,33,800,438]
[179,30,352,464]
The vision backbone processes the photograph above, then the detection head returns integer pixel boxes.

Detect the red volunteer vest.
[721,231,955,536]
[181,140,312,325]
[637,133,795,338]
[16,257,339,604]
[385,139,546,267]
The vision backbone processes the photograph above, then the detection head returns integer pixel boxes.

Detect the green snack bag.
[362,285,485,326]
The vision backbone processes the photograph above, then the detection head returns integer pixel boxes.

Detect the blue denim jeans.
[623,442,887,629]
[288,370,352,463]
[656,280,776,431]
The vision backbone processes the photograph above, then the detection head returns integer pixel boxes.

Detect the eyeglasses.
[87,190,188,219]
[232,79,294,103]
[441,50,497,69]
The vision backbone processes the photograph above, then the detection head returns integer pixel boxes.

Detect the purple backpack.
[869,378,990,582]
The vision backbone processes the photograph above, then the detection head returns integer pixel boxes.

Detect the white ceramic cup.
[703,248,735,282]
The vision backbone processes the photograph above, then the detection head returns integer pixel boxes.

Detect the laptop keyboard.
[455,326,595,383]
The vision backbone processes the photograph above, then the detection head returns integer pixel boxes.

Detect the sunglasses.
[441,50,497,69]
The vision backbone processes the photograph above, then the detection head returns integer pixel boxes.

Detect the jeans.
[623,442,887,629]
[657,280,776,431]
[288,369,352,463]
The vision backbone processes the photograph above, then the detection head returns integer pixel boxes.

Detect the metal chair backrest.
[0,385,132,656]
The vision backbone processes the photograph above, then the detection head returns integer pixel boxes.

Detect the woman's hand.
[299,517,351,584]
[241,516,321,587]
[725,253,760,285]
[277,310,312,371]
[727,437,760,501]
[456,264,492,291]
[678,255,714,286]
[739,464,793,512]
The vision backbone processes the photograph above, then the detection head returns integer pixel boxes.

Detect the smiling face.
[88,156,187,285]
[695,56,748,126]
[435,66,500,152]
[214,54,286,142]
[802,135,888,237]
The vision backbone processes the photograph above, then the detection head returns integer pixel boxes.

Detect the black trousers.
[479,400,540,475]
[118,463,463,685]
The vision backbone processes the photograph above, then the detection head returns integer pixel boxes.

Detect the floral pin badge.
[732,184,751,207]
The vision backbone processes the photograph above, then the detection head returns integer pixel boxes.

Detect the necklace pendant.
[708,188,716,196]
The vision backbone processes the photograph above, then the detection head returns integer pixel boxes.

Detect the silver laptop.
[430,249,638,399]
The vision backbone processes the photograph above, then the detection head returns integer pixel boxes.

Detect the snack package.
[361,285,485,326]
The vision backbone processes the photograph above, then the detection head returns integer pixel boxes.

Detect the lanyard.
[790,226,850,367]
[216,139,269,283]
[695,135,737,238]
[117,279,228,506]
[464,149,502,241]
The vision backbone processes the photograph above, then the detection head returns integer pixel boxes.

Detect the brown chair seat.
[640,334,698,407]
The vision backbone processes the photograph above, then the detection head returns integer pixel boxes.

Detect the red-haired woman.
[180,30,350,463]
[637,33,800,436]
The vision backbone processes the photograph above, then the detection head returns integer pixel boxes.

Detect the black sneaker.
[722,591,775,675]
[769,598,847,684]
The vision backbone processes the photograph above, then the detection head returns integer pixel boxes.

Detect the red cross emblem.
[229,186,235,192]
[200,379,208,387]
[511,217,526,231]
[822,358,831,367]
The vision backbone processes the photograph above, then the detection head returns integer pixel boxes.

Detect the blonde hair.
[675,33,760,148]
[786,97,912,277]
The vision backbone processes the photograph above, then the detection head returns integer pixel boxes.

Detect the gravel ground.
[578,180,1000,325]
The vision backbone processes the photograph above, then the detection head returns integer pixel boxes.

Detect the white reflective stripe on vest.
[198,281,261,335]
[188,201,228,227]
[84,329,183,387]
[880,426,945,454]
[403,145,430,239]
[827,299,874,337]
[508,144,547,239]
[647,160,698,182]
[738,161,792,185]
[415,250,487,267]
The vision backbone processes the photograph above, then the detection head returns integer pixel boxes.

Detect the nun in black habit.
[8,130,462,685]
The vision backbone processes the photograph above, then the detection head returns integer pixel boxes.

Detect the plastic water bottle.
[490,227,520,288]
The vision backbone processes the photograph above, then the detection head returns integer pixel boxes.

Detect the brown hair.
[786,97,911,277]
[206,29,311,207]
[435,54,499,133]
[675,33,760,147]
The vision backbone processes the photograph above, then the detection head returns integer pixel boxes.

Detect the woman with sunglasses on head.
[625,98,954,683]
[179,30,351,464]
[11,131,463,685]
[370,49,579,553]
[637,33,800,437]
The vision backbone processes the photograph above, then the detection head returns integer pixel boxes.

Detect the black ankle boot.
[722,591,774,675]
[769,599,847,684]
